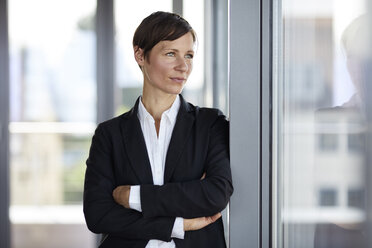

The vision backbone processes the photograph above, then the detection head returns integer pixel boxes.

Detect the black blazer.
[84,95,233,248]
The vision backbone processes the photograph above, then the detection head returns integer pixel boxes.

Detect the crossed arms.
[112,175,222,232]
[83,115,233,242]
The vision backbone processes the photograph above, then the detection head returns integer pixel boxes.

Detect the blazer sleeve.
[83,123,175,242]
[140,113,234,219]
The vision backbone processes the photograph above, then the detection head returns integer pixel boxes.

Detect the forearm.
[113,181,226,235]
[140,173,233,219]
[84,203,175,241]
[124,185,185,239]
[115,167,232,219]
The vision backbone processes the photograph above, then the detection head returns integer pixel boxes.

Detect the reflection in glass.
[274,1,370,247]
[318,134,338,151]
[318,188,338,207]
[348,188,365,209]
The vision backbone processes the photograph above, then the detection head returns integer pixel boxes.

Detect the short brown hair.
[133,11,196,60]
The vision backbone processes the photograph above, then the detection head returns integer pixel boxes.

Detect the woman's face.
[135,32,195,96]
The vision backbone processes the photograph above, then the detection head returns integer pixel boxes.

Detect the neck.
[141,87,177,121]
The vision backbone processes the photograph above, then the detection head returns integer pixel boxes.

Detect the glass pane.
[274,0,371,247]
[183,0,206,107]
[114,0,172,115]
[8,0,97,247]
[10,132,95,248]
[9,0,96,123]
[10,132,93,206]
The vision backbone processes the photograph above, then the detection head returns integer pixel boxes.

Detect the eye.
[185,54,194,59]
[166,52,175,57]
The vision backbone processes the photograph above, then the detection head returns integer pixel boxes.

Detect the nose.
[175,57,189,72]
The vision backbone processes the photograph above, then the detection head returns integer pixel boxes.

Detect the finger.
[200,172,206,180]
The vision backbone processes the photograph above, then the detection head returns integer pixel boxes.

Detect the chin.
[164,86,184,95]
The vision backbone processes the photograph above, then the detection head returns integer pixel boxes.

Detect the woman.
[84,11,233,248]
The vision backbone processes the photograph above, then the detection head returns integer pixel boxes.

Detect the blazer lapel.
[120,97,154,184]
[164,95,195,183]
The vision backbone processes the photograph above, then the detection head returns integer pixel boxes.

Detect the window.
[348,188,365,209]
[348,133,364,153]
[9,1,96,247]
[273,0,369,247]
[318,134,338,151]
[319,188,337,206]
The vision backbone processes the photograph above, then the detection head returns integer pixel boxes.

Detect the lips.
[170,77,186,83]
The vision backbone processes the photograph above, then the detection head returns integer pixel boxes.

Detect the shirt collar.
[137,95,180,125]
[138,97,152,123]
[163,95,180,126]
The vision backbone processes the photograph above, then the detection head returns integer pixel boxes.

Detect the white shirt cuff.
[128,185,142,212]
[171,217,185,239]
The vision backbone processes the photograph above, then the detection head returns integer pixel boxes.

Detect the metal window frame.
[260,0,273,247]
[210,0,229,114]
[229,0,272,247]
[203,0,229,114]
[365,4,372,247]
[0,0,10,247]
[173,0,183,16]
[96,0,115,124]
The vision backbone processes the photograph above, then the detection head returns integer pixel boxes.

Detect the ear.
[134,46,145,67]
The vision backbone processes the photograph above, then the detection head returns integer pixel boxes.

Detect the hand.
[113,185,131,208]
[183,213,222,231]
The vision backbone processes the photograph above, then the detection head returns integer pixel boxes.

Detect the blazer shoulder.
[95,111,131,133]
[196,107,227,122]
[191,106,228,130]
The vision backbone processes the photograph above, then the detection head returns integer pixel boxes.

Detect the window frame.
[229,0,272,247]
[0,0,10,247]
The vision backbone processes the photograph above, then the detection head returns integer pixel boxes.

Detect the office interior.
[1,0,372,247]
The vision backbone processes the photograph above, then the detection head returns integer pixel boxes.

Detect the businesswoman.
[83,11,233,248]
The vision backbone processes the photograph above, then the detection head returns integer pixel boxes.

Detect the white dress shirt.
[129,95,184,248]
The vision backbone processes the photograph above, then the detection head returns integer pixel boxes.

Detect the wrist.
[183,218,190,231]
